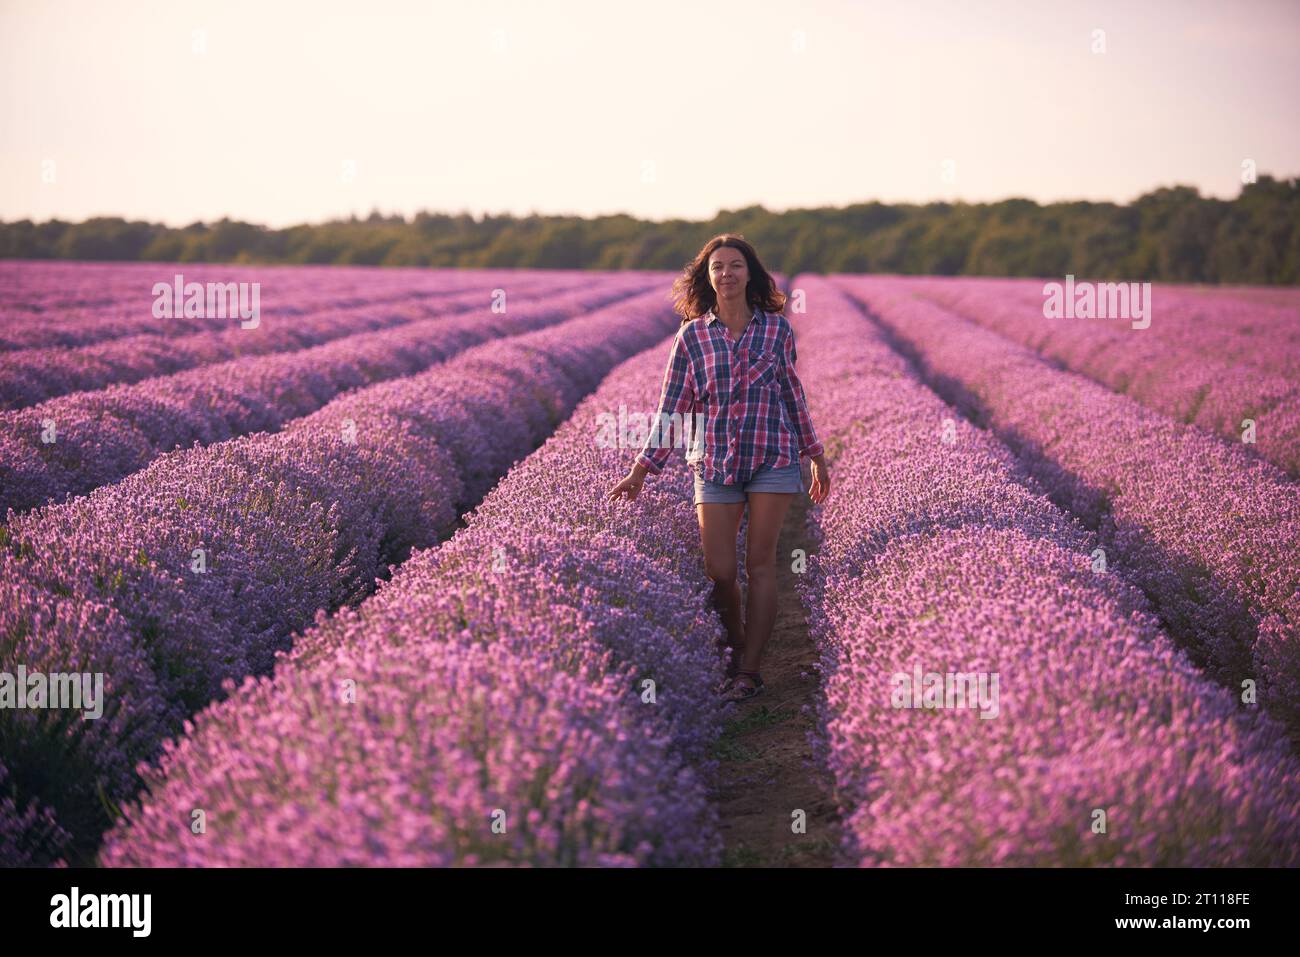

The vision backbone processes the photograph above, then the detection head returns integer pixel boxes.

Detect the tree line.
[3,175,1296,284]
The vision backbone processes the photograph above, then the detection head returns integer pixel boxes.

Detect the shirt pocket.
[746,347,780,391]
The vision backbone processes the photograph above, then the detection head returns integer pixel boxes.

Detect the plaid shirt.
[635,305,823,485]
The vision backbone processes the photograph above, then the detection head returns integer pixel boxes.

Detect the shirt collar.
[704,305,763,326]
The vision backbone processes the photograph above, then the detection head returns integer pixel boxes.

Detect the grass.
[709,705,792,763]
[721,835,840,868]
[724,704,791,735]
[721,843,764,868]
[780,836,839,862]
[711,738,759,762]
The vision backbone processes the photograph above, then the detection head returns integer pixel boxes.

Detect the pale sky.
[2,0,1297,228]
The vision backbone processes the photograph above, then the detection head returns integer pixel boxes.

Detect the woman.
[606,234,830,702]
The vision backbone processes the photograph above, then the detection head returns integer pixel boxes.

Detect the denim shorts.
[693,461,804,505]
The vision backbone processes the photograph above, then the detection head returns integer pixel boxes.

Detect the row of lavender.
[0,289,678,866]
[833,277,1300,742]
[896,277,1300,477]
[914,276,1300,376]
[96,337,727,866]
[1098,282,1299,376]
[0,272,611,408]
[0,261,621,349]
[790,275,1300,865]
[0,278,653,516]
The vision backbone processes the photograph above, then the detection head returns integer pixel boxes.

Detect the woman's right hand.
[808,455,831,505]
[607,465,648,503]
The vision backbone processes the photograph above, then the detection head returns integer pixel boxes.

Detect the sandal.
[715,650,741,694]
[720,670,764,702]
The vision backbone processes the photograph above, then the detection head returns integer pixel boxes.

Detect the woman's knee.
[744,550,778,580]
[704,560,738,587]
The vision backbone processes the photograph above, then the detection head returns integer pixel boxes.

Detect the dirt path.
[707,490,843,866]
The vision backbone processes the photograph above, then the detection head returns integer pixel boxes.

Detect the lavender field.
[2,261,1298,867]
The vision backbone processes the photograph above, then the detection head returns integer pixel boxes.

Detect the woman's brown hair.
[669,233,786,326]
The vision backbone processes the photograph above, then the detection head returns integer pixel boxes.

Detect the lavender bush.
[0,261,646,350]
[899,277,1300,477]
[100,340,727,866]
[834,276,1300,741]
[0,277,654,515]
[0,290,677,865]
[792,274,1300,866]
[0,272,611,408]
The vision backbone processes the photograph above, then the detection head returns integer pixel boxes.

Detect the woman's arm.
[777,321,824,462]
[777,321,830,503]
[633,329,696,477]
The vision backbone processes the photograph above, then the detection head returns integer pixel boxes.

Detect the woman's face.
[708,247,749,306]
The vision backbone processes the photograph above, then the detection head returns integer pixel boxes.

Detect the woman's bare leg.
[739,492,795,674]
[697,501,747,673]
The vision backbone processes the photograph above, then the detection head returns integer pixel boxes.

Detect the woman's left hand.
[808,456,830,504]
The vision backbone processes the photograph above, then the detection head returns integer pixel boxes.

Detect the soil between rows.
[707,488,843,867]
